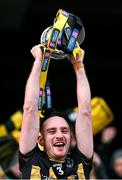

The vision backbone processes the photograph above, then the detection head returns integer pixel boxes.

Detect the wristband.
[72,61,84,70]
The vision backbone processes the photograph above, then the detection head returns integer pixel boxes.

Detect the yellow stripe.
[77,163,85,180]
[30,165,41,180]
[67,175,76,180]
[0,166,5,177]
[0,125,7,137]
[49,167,57,179]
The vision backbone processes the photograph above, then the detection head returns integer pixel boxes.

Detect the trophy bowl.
[40,26,68,60]
[40,12,85,60]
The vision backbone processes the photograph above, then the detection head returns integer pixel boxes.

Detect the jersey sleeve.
[75,146,93,165]
[71,146,93,178]
[19,145,38,171]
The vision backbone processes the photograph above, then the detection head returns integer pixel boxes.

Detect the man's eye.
[62,129,69,133]
[48,130,55,134]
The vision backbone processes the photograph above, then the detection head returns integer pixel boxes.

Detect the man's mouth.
[53,142,65,147]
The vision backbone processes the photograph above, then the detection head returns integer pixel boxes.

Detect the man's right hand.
[31,44,44,61]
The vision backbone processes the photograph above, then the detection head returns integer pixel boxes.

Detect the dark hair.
[40,108,73,132]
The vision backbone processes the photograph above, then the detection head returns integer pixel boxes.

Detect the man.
[19,44,93,179]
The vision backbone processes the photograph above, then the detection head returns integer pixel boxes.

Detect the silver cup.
[40,26,68,60]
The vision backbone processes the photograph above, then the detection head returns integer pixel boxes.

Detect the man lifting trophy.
[19,9,93,179]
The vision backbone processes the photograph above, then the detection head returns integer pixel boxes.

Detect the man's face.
[42,116,71,160]
[113,157,122,177]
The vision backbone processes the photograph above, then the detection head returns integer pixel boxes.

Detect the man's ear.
[38,134,44,146]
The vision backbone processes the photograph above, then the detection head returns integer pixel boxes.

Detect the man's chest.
[30,157,85,179]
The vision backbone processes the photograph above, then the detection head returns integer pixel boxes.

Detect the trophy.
[40,9,85,60]
[39,9,86,117]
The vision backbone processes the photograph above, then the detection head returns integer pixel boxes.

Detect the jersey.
[19,145,92,179]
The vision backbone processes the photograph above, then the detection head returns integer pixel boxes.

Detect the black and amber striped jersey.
[19,145,92,179]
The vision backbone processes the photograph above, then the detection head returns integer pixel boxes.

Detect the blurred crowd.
[0,99,122,179]
[91,126,122,179]
[0,111,22,179]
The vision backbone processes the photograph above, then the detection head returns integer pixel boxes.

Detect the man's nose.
[56,130,63,139]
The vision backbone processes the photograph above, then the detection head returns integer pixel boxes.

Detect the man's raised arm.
[19,45,43,154]
[70,49,93,159]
